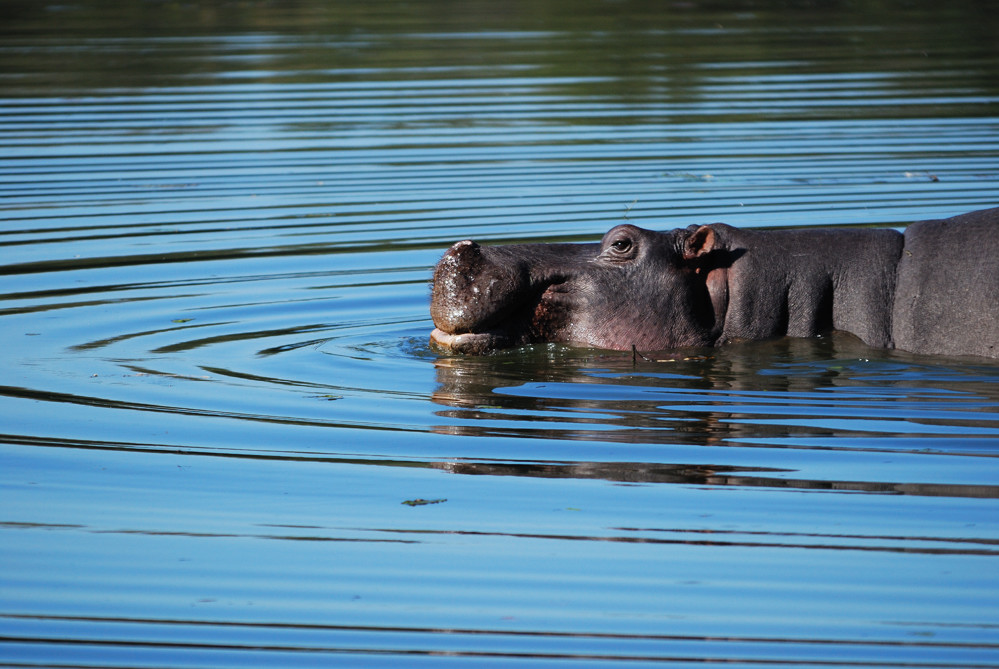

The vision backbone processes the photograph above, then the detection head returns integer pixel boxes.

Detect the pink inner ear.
[684,226,715,260]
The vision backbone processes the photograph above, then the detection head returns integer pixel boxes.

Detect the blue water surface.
[2,2,999,666]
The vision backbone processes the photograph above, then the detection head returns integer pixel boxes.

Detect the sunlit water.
[2,3,999,667]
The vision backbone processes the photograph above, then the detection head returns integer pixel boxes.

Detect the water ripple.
[3,5,999,669]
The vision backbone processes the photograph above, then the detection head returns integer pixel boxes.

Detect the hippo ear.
[682,225,716,261]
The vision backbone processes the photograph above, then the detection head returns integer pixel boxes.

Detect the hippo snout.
[431,240,525,332]
[430,240,483,334]
[430,239,533,350]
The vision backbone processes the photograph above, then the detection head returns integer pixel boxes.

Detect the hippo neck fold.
[703,265,729,345]
[699,224,904,350]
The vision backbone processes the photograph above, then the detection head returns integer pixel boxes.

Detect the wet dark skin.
[430,207,999,358]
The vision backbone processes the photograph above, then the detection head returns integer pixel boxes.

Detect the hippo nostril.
[438,241,484,282]
[437,240,483,277]
[448,240,479,258]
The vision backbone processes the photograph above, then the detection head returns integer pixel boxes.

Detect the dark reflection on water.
[432,335,999,446]
[429,335,999,499]
[438,459,999,499]
[3,1,999,667]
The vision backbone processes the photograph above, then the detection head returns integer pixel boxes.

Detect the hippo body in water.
[430,207,999,359]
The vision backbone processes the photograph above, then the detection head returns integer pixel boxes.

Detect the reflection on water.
[430,335,999,500]
[432,335,999,445]
[2,1,999,667]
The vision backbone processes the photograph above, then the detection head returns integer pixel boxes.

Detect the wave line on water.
[4,612,997,653]
[351,527,999,556]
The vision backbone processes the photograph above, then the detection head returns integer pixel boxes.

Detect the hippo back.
[892,207,999,358]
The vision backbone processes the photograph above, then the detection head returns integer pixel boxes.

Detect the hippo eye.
[611,238,632,253]
[597,225,641,263]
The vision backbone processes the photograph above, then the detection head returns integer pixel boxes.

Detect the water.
[2,2,999,666]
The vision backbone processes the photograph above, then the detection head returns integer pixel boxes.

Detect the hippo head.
[430,223,728,354]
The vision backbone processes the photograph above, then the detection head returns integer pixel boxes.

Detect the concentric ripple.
[3,4,999,668]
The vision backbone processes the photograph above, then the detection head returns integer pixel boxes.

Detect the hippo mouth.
[429,328,513,354]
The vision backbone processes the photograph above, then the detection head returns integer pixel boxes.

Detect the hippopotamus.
[430,207,999,359]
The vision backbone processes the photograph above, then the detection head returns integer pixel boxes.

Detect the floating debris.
[402,498,447,507]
